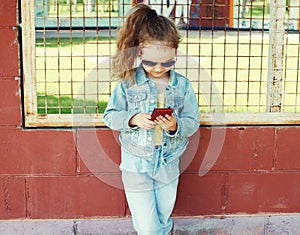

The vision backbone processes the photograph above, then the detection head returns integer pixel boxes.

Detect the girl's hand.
[129,113,156,130]
[155,114,177,132]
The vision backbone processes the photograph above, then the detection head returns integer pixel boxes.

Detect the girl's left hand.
[155,114,177,132]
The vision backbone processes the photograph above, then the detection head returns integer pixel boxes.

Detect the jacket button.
[147,137,152,141]
[150,99,155,104]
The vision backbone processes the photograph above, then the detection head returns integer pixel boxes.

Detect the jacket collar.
[134,64,178,87]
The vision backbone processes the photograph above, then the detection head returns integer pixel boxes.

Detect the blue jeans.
[121,149,180,235]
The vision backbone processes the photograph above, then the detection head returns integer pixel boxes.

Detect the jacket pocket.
[127,91,148,111]
[162,137,188,161]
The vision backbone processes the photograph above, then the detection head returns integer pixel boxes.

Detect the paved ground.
[1,214,300,235]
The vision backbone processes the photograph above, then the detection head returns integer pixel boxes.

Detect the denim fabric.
[121,147,179,235]
[103,65,200,165]
[104,65,198,235]
[120,144,180,175]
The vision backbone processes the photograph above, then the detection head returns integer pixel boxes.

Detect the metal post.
[266,0,286,112]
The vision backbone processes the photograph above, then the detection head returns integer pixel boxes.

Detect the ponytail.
[112,3,181,83]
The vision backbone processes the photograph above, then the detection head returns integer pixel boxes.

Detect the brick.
[0,0,17,27]
[184,127,274,174]
[275,127,300,170]
[0,29,19,77]
[173,173,225,216]
[0,176,26,219]
[76,129,121,173]
[181,127,214,174]
[0,129,76,174]
[0,80,21,126]
[27,175,125,218]
[226,173,300,214]
[179,128,202,174]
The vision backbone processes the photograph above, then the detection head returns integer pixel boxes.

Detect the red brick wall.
[1,1,300,219]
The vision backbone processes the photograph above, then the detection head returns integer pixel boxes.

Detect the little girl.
[104,4,199,235]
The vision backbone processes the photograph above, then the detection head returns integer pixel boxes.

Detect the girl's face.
[140,44,176,80]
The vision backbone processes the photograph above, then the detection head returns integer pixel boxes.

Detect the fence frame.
[21,0,300,127]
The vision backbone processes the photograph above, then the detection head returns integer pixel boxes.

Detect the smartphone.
[151,108,173,121]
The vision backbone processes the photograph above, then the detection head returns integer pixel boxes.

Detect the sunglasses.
[141,59,176,68]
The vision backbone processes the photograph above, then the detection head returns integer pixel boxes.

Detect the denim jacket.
[103,65,199,162]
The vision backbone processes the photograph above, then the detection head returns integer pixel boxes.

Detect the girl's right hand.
[129,113,156,130]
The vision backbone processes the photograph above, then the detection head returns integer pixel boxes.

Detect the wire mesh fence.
[21,0,300,126]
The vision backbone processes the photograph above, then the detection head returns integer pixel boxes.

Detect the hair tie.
[146,9,157,20]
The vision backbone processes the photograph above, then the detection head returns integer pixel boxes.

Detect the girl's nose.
[153,64,164,71]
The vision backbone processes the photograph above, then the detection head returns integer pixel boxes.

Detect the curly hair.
[112,3,181,83]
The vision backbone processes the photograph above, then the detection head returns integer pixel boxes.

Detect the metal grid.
[21,0,300,126]
[35,0,118,116]
[283,0,300,112]
[177,30,269,113]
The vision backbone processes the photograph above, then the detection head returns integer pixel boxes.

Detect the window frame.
[21,0,300,127]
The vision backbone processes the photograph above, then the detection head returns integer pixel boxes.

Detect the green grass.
[38,95,225,114]
[244,0,290,19]
[34,0,300,115]
[47,1,119,18]
[36,37,114,48]
[37,95,107,114]
[35,32,300,114]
